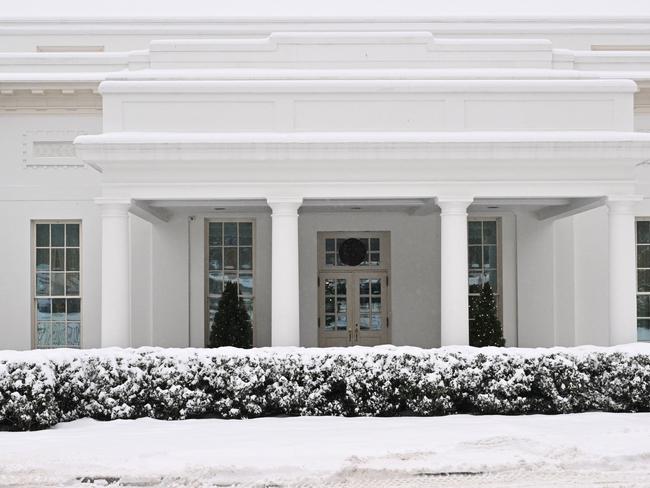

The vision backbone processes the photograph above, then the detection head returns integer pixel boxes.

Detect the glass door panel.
[354,273,388,346]
[319,273,352,347]
[318,272,390,347]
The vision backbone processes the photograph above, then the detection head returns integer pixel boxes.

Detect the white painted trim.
[129,200,171,223]
[3,17,650,36]
[97,79,638,94]
[74,132,650,165]
[536,197,607,220]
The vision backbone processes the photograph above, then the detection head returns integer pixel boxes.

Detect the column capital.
[436,197,474,216]
[267,197,303,216]
[607,195,642,215]
[95,197,132,216]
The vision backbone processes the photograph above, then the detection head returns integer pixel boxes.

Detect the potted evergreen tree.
[209,281,253,348]
[469,282,506,347]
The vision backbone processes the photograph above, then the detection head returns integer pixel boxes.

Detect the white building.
[2,16,650,350]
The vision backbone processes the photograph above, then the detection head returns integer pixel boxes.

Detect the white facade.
[2,17,650,349]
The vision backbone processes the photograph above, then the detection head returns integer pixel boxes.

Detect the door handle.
[355,323,359,342]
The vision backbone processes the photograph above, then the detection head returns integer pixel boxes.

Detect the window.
[322,235,385,268]
[206,221,254,334]
[468,218,501,325]
[636,220,650,341]
[33,221,81,348]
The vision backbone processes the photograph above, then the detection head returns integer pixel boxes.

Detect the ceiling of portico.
[136,196,592,222]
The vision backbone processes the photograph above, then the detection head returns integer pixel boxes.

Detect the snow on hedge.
[1,344,650,431]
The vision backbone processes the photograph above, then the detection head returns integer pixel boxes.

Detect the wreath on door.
[338,238,367,266]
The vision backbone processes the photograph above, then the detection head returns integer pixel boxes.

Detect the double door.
[318,271,390,347]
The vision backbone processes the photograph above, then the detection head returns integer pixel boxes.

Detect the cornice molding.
[97,78,638,94]
[74,132,650,165]
[0,88,101,113]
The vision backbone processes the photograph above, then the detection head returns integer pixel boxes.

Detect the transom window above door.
[320,232,390,270]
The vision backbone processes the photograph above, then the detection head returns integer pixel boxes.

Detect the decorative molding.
[98,79,638,94]
[74,133,650,165]
[37,45,105,52]
[23,130,90,168]
[3,17,650,37]
[0,88,101,113]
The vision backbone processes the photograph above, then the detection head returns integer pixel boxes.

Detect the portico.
[87,187,643,349]
[65,31,650,349]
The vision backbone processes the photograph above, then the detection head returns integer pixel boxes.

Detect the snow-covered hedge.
[1,345,650,430]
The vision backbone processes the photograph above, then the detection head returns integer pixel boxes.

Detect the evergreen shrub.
[1,346,649,430]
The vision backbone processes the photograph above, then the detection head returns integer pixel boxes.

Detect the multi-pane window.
[207,221,254,329]
[323,278,347,331]
[468,219,500,324]
[636,220,650,341]
[359,278,382,331]
[324,237,381,267]
[33,222,81,348]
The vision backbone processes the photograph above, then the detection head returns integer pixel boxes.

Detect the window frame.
[31,220,83,349]
[467,217,503,325]
[635,217,650,342]
[317,231,391,272]
[316,231,392,347]
[203,218,257,346]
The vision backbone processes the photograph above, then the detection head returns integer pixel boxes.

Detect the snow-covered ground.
[1,413,650,487]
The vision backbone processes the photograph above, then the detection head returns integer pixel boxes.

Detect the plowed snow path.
[1,413,649,487]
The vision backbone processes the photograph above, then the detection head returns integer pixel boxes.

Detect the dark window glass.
[36,224,49,247]
[51,224,65,247]
[638,221,650,244]
[66,224,79,247]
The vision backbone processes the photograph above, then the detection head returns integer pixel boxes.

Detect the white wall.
[139,210,274,348]
[554,217,576,346]
[0,201,102,349]
[298,211,441,348]
[516,211,556,347]
[513,205,618,348]
[573,206,610,345]
[0,112,102,350]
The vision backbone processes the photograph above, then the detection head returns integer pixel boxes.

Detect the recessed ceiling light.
[213,207,225,211]
[487,206,499,209]
[350,206,362,210]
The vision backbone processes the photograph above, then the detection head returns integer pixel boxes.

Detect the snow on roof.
[3,0,650,18]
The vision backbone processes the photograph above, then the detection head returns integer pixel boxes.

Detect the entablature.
[99,78,636,133]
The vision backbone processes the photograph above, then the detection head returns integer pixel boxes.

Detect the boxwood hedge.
[1,346,649,430]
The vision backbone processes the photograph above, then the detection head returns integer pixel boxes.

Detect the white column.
[97,198,131,348]
[437,197,473,346]
[268,197,302,346]
[608,198,638,345]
